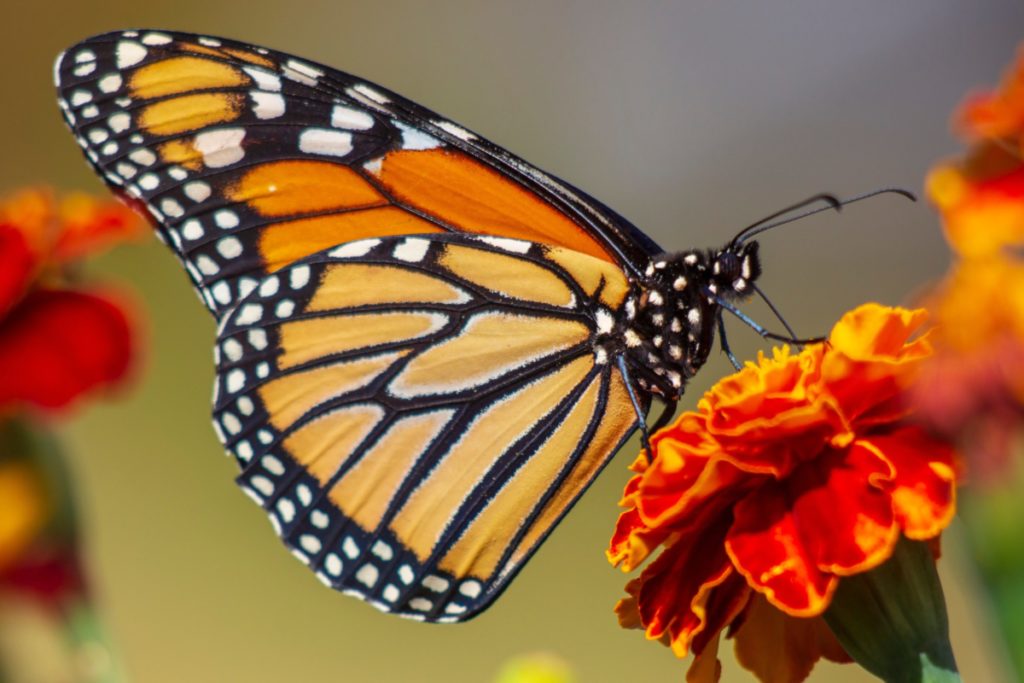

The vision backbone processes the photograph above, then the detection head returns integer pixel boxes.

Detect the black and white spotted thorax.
[593,241,762,400]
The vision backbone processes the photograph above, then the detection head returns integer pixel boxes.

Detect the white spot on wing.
[184,181,211,203]
[116,41,147,68]
[284,59,323,85]
[459,580,482,598]
[129,148,156,166]
[371,541,393,561]
[250,91,285,119]
[352,83,390,104]
[235,303,264,325]
[355,564,379,587]
[433,120,476,141]
[475,236,531,253]
[243,66,281,92]
[70,90,92,107]
[300,535,322,554]
[331,105,374,130]
[142,32,173,45]
[324,553,343,577]
[395,121,440,151]
[214,210,239,229]
[194,128,246,168]
[329,239,379,258]
[217,236,243,259]
[298,128,353,157]
[290,265,311,289]
[182,219,204,240]
[423,575,449,592]
[108,112,130,133]
[393,237,430,262]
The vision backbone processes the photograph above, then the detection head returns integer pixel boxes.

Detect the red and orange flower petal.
[702,347,844,475]
[52,192,145,263]
[928,154,1024,257]
[822,304,932,428]
[861,427,958,540]
[788,444,898,576]
[956,45,1024,142]
[732,595,850,683]
[0,223,37,318]
[726,482,838,617]
[608,506,674,572]
[0,188,56,256]
[0,289,133,410]
[632,516,748,658]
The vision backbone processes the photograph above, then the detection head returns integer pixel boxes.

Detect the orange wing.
[55,30,661,319]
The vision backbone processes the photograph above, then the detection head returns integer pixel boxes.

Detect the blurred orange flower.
[0,188,143,412]
[920,45,1024,480]
[916,257,1024,480]
[927,47,1024,257]
[608,304,958,682]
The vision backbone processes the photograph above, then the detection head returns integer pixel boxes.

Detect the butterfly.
[54,30,773,622]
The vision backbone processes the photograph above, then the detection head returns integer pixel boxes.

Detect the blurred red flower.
[608,304,958,682]
[0,188,143,412]
[920,46,1024,481]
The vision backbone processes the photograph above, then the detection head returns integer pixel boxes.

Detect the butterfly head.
[709,240,761,300]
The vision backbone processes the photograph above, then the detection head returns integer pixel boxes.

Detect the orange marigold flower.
[0,188,143,412]
[608,303,958,682]
[928,47,1024,257]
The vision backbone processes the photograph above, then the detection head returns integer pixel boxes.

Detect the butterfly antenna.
[730,193,841,247]
[732,187,916,246]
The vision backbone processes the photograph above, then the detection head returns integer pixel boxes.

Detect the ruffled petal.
[790,444,898,576]
[726,483,838,617]
[0,289,134,410]
[860,427,958,540]
[823,304,932,426]
[633,516,746,658]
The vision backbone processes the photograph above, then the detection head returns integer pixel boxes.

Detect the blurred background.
[1,1,1021,681]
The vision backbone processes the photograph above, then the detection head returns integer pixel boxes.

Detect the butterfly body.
[55,29,760,622]
[619,243,761,399]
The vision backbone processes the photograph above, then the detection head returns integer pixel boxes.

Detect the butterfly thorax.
[608,241,762,401]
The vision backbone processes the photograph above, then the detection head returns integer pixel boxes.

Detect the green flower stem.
[959,456,1024,681]
[824,537,960,683]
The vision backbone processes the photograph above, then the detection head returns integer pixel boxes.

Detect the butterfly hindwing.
[54,29,662,321]
[213,233,638,620]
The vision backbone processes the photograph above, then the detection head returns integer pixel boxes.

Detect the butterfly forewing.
[213,234,637,620]
[55,30,661,321]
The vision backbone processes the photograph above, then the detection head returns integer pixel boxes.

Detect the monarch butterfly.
[55,30,823,622]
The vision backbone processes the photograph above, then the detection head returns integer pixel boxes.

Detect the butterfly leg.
[649,399,678,433]
[716,313,742,370]
[711,294,825,345]
[616,355,654,462]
